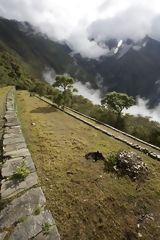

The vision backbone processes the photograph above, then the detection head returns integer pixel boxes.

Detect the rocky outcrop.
[0,87,60,239]
[116,151,149,180]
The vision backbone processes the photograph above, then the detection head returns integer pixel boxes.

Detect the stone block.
[3,148,30,158]
[5,121,19,127]
[0,187,46,230]
[3,132,23,139]
[2,156,35,177]
[1,172,38,199]
[4,126,22,134]
[9,211,55,240]
[3,142,27,153]
[3,136,25,146]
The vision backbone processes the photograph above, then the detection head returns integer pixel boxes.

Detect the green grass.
[0,86,11,116]
[16,216,27,224]
[34,206,41,215]
[42,222,51,234]
[16,90,160,240]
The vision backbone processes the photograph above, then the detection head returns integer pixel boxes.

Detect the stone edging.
[0,87,60,240]
[64,106,160,152]
[36,96,160,161]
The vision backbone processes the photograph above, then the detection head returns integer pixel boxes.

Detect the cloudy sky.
[0,0,160,58]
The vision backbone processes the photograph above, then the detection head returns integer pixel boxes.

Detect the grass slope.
[0,86,11,116]
[16,90,160,240]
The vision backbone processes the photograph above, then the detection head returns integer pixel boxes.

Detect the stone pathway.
[0,87,60,239]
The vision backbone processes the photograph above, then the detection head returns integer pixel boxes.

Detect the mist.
[1,0,160,58]
[43,68,160,123]
[42,67,56,85]
[124,97,160,123]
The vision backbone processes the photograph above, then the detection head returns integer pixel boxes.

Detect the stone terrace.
[0,87,60,240]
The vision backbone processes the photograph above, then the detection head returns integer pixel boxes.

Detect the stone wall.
[0,87,60,240]
[65,106,160,152]
[36,96,160,161]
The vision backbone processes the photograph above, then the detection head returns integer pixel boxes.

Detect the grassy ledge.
[16,90,160,240]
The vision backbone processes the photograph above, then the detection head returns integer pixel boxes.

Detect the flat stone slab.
[9,210,55,240]
[3,136,25,146]
[3,133,24,139]
[3,142,27,153]
[1,172,38,199]
[3,148,30,158]
[2,156,35,177]
[34,225,61,240]
[0,187,46,230]
[5,112,17,118]
[6,108,14,112]
[5,126,22,134]
[5,121,19,127]
[6,117,18,123]
[0,231,8,240]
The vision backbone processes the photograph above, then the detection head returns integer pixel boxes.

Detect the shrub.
[13,160,30,180]
[106,152,118,171]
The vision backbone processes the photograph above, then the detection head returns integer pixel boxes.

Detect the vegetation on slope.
[0,18,97,86]
[16,90,160,240]
[0,86,11,116]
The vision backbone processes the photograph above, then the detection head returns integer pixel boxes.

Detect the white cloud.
[1,0,160,58]
[124,97,160,122]
[74,81,101,104]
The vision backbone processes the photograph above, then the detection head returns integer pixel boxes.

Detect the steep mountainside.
[0,17,97,87]
[74,37,160,107]
[0,17,160,106]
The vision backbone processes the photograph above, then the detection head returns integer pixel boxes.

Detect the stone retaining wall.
[36,96,160,161]
[0,87,60,240]
[65,106,160,152]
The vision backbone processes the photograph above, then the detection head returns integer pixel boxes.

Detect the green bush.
[13,160,30,180]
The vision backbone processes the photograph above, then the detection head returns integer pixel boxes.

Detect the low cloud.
[43,68,160,122]
[124,97,160,123]
[43,67,56,85]
[1,0,160,58]
[43,68,101,104]
[74,81,101,104]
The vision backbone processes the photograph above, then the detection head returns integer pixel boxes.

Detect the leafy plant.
[34,206,41,215]
[16,216,27,224]
[42,222,51,234]
[106,152,118,170]
[13,160,30,180]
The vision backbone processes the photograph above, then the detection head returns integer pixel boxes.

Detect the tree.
[101,91,136,121]
[53,75,78,108]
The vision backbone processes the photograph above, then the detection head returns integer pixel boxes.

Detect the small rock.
[137,223,140,228]
[138,233,142,238]
[31,123,36,126]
